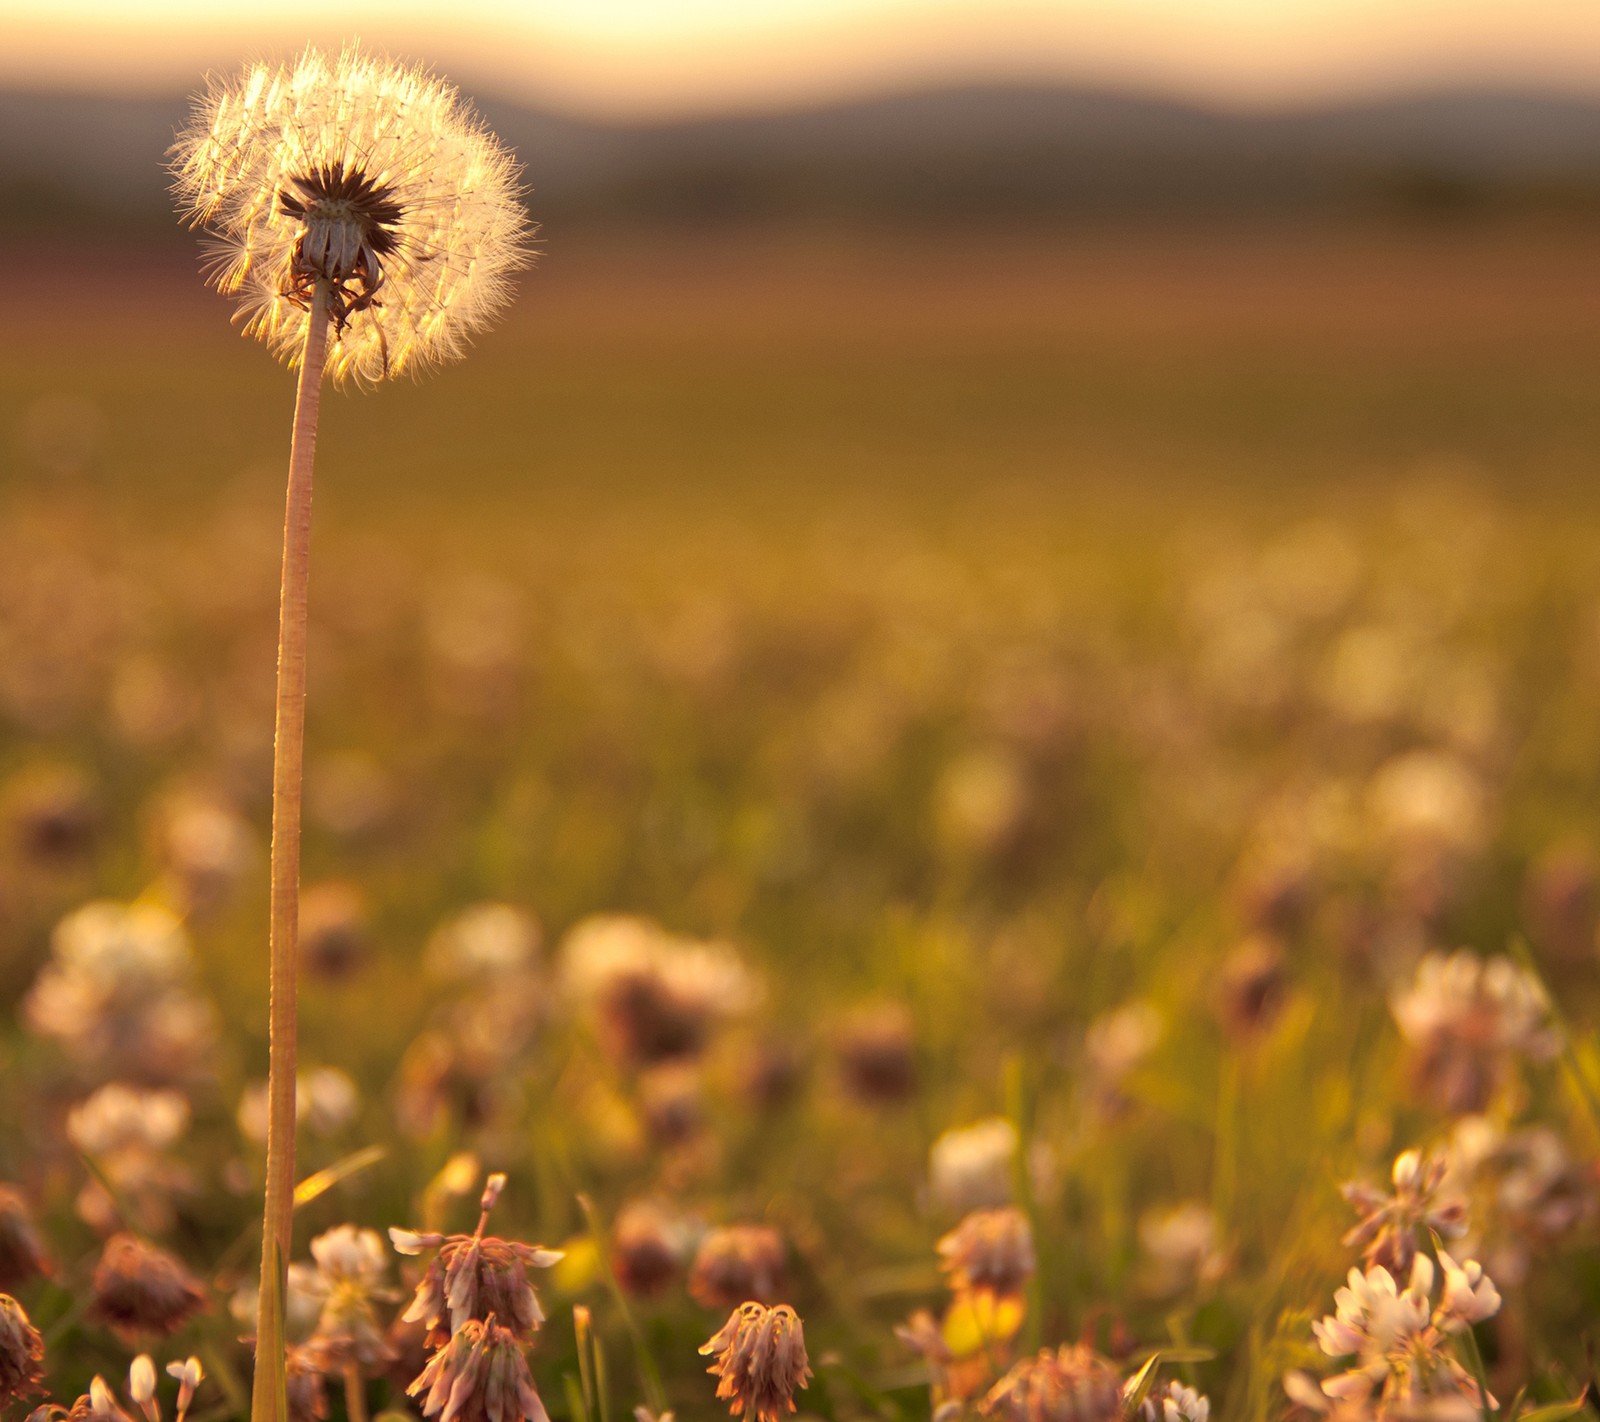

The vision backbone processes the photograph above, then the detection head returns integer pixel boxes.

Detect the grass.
[0,219,1598,1420]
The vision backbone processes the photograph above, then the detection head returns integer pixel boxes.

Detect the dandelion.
[699,1302,812,1422]
[171,45,531,1422]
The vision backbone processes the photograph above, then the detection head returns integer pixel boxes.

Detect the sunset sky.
[4,0,1600,116]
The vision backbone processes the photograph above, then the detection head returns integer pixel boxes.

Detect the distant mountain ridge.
[5,79,1600,234]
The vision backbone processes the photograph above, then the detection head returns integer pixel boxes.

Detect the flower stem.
[251,282,330,1422]
[343,1364,368,1422]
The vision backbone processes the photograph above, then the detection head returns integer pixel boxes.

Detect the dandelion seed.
[172,46,531,385]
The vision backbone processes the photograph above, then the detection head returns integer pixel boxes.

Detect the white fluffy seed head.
[171,45,533,386]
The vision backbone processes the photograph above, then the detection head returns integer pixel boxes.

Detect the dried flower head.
[688,1225,787,1311]
[392,1177,561,1342]
[1391,950,1557,1114]
[699,1302,812,1422]
[407,1316,550,1422]
[0,1188,53,1290]
[172,45,531,384]
[89,1235,208,1342]
[835,1003,917,1104]
[284,1345,330,1422]
[296,880,371,980]
[979,1345,1123,1422]
[937,1208,1036,1302]
[1341,1148,1468,1278]
[610,1200,693,1298]
[0,1294,45,1407]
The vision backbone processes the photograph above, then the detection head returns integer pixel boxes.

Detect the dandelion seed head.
[172,46,532,385]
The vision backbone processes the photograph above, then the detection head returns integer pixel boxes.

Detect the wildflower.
[1082,1001,1161,1118]
[1309,1254,1500,1415]
[172,46,531,384]
[979,1345,1123,1422]
[284,1345,330,1422]
[1,762,99,864]
[699,1302,812,1422]
[937,1208,1035,1302]
[835,1003,917,1104]
[67,1377,135,1422]
[407,1316,550,1422]
[392,1174,562,1341]
[1154,1382,1209,1422]
[1215,935,1288,1040]
[1137,1202,1228,1294]
[561,915,756,1069]
[0,1187,53,1289]
[25,901,216,1085]
[297,881,371,980]
[0,1294,45,1407]
[67,1083,194,1234]
[148,787,255,916]
[609,1200,693,1298]
[237,1067,361,1144]
[128,1356,158,1422]
[426,904,541,982]
[1476,1124,1598,1283]
[166,1357,204,1422]
[1391,950,1557,1113]
[930,1118,1019,1213]
[304,1225,397,1370]
[688,1225,787,1311]
[1341,1148,1468,1277]
[88,1234,208,1341]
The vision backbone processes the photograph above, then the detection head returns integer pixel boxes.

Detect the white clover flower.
[1313,1259,1431,1373]
[1434,1251,1501,1331]
[1161,1382,1210,1422]
[308,1225,390,1293]
[172,45,531,384]
[929,1117,1018,1212]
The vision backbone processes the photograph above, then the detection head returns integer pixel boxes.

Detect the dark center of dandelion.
[279,161,405,329]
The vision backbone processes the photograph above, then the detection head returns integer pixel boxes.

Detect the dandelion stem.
[251,281,330,1422]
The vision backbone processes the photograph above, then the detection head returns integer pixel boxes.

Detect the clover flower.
[24,902,216,1086]
[304,1225,397,1370]
[172,46,530,384]
[1391,950,1557,1113]
[699,1302,812,1422]
[930,1118,1019,1213]
[937,1208,1036,1303]
[610,1200,694,1298]
[1341,1148,1468,1278]
[0,1294,45,1407]
[392,1175,562,1342]
[67,1083,194,1234]
[979,1345,1123,1422]
[1308,1253,1500,1416]
[688,1225,787,1311]
[0,1188,53,1290]
[88,1235,208,1342]
[407,1315,549,1422]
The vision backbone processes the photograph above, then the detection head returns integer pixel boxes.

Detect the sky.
[3,0,1600,117]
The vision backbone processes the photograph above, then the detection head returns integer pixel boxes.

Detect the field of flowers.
[3,223,1600,1422]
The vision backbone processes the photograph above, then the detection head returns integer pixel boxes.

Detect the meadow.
[2,218,1600,1422]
